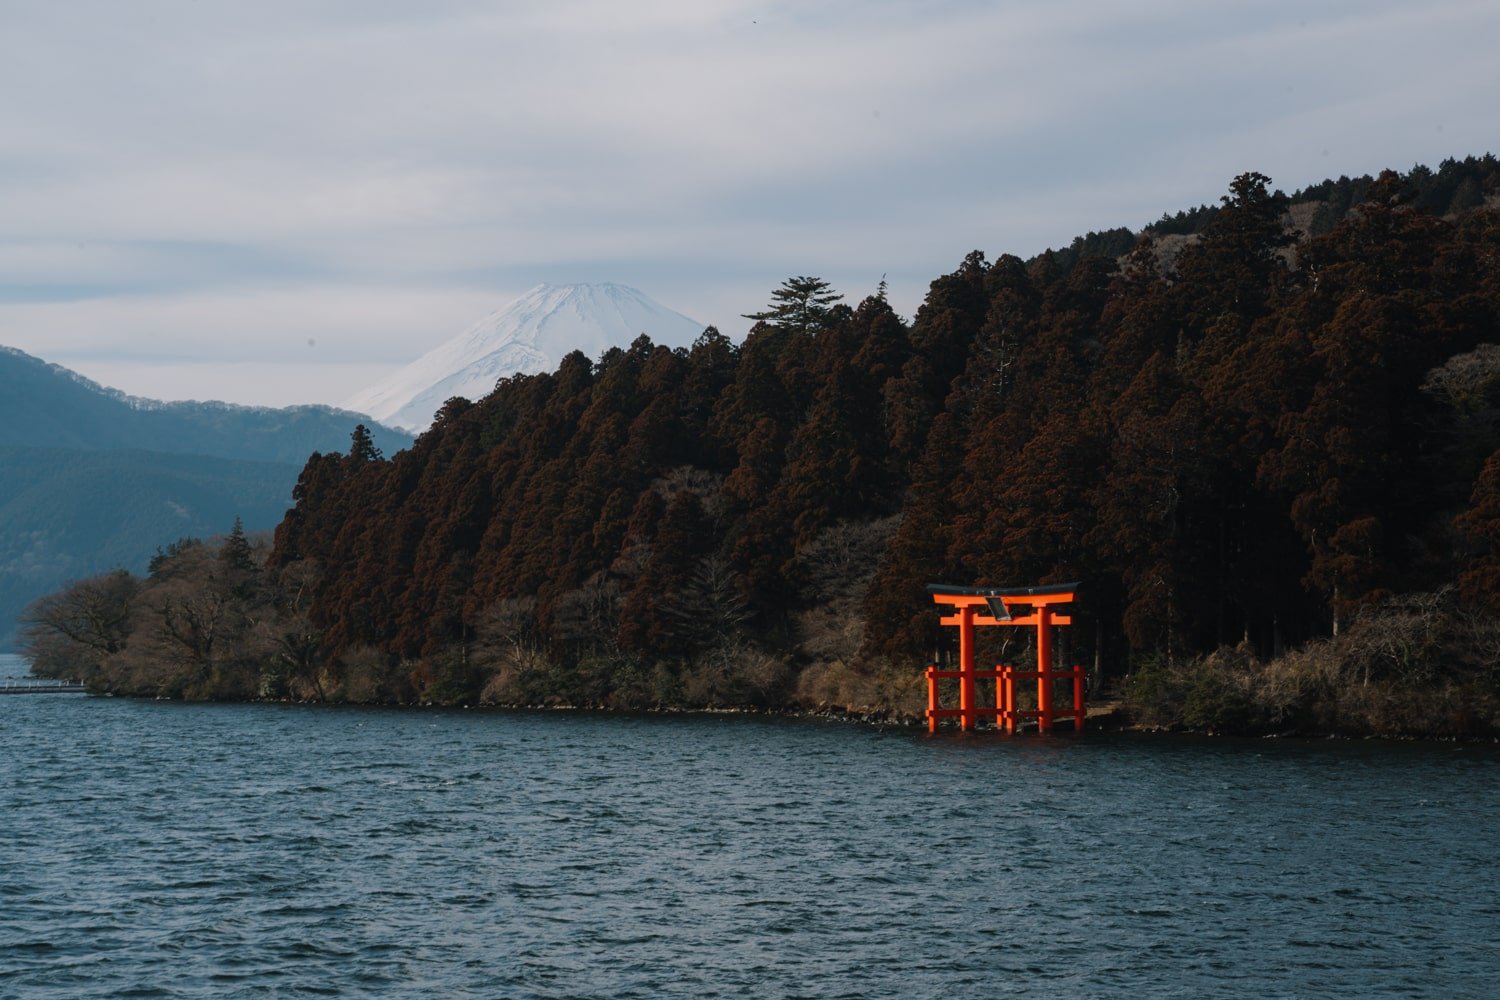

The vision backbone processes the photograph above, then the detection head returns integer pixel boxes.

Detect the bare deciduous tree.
[20,570,139,677]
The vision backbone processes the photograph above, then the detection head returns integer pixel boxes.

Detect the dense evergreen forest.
[24,157,1500,737]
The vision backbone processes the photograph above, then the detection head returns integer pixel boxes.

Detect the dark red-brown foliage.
[269,164,1500,679]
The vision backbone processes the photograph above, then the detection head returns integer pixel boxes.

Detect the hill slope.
[255,164,1500,733]
[0,445,301,648]
[0,345,410,464]
[0,347,413,649]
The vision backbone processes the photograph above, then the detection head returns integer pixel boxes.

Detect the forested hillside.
[28,159,1500,735]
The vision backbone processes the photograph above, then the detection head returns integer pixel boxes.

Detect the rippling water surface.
[3,669,1498,996]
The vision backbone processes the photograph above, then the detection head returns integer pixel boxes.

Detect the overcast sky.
[2,0,1497,408]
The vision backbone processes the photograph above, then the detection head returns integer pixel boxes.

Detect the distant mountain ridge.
[345,282,705,433]
[0,345,410,464]
[0,347,414,649]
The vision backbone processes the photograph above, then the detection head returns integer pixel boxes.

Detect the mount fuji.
[345,283,706,433]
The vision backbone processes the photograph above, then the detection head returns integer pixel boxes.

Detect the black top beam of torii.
[927,582,1080,621]
[925,582,1081,598]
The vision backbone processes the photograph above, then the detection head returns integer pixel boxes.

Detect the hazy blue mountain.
[0,445,302,648]
[0,345,410,463]
[0,345,413,650]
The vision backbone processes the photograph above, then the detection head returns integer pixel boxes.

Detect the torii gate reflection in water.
[925,583,1084,734]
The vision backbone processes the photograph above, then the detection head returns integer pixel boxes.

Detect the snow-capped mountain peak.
[344,283,704,433]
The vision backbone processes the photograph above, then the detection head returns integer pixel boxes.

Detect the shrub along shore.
[20,530,1499,740]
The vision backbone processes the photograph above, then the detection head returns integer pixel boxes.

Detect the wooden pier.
[0,681,88,695]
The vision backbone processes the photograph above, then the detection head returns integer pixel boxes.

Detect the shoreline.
[61,687,1500,743]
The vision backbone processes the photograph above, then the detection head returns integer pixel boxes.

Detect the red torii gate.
[925,582,1084,734]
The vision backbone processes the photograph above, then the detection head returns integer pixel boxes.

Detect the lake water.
[2,653,1497,997]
